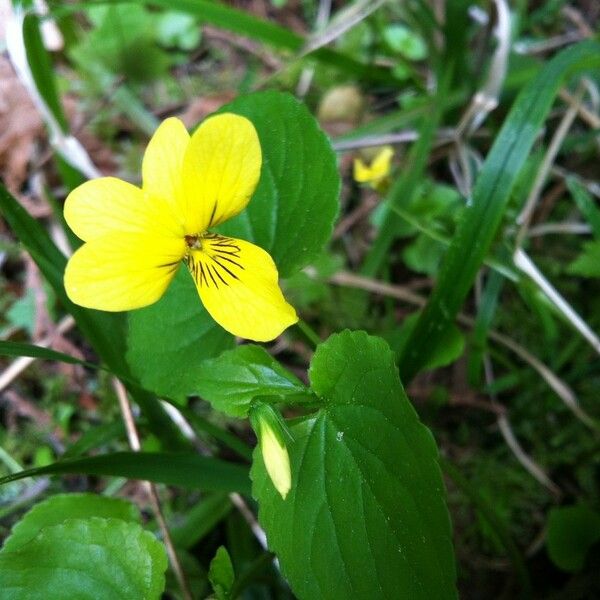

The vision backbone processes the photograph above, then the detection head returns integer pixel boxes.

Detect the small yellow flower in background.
[353,145,394,193]
[251,404,292,500]
[63,114,298,342]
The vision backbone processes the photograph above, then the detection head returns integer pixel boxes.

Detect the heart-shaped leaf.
[252,330,456,599]
[1,493,140,553]
[0,517,167,599]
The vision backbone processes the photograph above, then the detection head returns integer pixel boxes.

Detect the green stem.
[295,319,321,349]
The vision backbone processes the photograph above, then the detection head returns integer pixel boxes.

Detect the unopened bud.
[250,404,292,500]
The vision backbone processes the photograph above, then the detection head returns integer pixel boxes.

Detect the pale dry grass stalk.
[111,379,193,600]
[300,0,387,56]
[5,4,101,179]
[485,358,562,497]
[515,86,585,244]
[229,492,268,550]
[296,0,331,98]
[513,249,600,362]
[0,315,75,393]
[456,0,511,138]
[332,128,465,152]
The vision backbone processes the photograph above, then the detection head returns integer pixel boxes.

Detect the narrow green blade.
[399,41,600,381]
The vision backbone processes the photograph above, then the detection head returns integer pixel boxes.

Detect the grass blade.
[398,41,600,382]
[0,340,98,367]
[0,452,250,495]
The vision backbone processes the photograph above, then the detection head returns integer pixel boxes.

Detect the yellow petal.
[64,177,183,242]
[181,113,261,234]
[353,145,394,185]
[370,145,394,180]
[64,232,186,311]
[142,117,190,227]
[353,157,372,183]
[185,235,297,341]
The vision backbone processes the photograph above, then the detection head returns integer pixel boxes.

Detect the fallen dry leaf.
[0,56,44,193]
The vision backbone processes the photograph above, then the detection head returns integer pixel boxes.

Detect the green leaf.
[194,345,308,417]
[467,270,504,387]
[402,235,447,276]
[1,493,140,553]
[252,330,456,599]
[0,517,167,599]
[156,11,201,50]
[568,240,600,278]
[0,452,250,495]
[546,505,600,572]
[6,290,36,336]
[208,546,235,600]
[384,24,428,60]
[398,41,600,382]
[127,268,234,400]
[70,4,171,85]
[217,91,340,277]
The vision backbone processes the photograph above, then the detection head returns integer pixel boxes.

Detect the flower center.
[184,234,204,250]
[184,233,244,290]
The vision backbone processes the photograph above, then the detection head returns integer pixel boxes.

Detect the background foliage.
[1,0,600,598]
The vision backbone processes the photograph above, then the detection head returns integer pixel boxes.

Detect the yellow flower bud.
[260,419,292,500]
[251,404,292,500]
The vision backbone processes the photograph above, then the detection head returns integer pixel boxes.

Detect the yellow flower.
[353,145,394,192]
[63,114,298,342]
